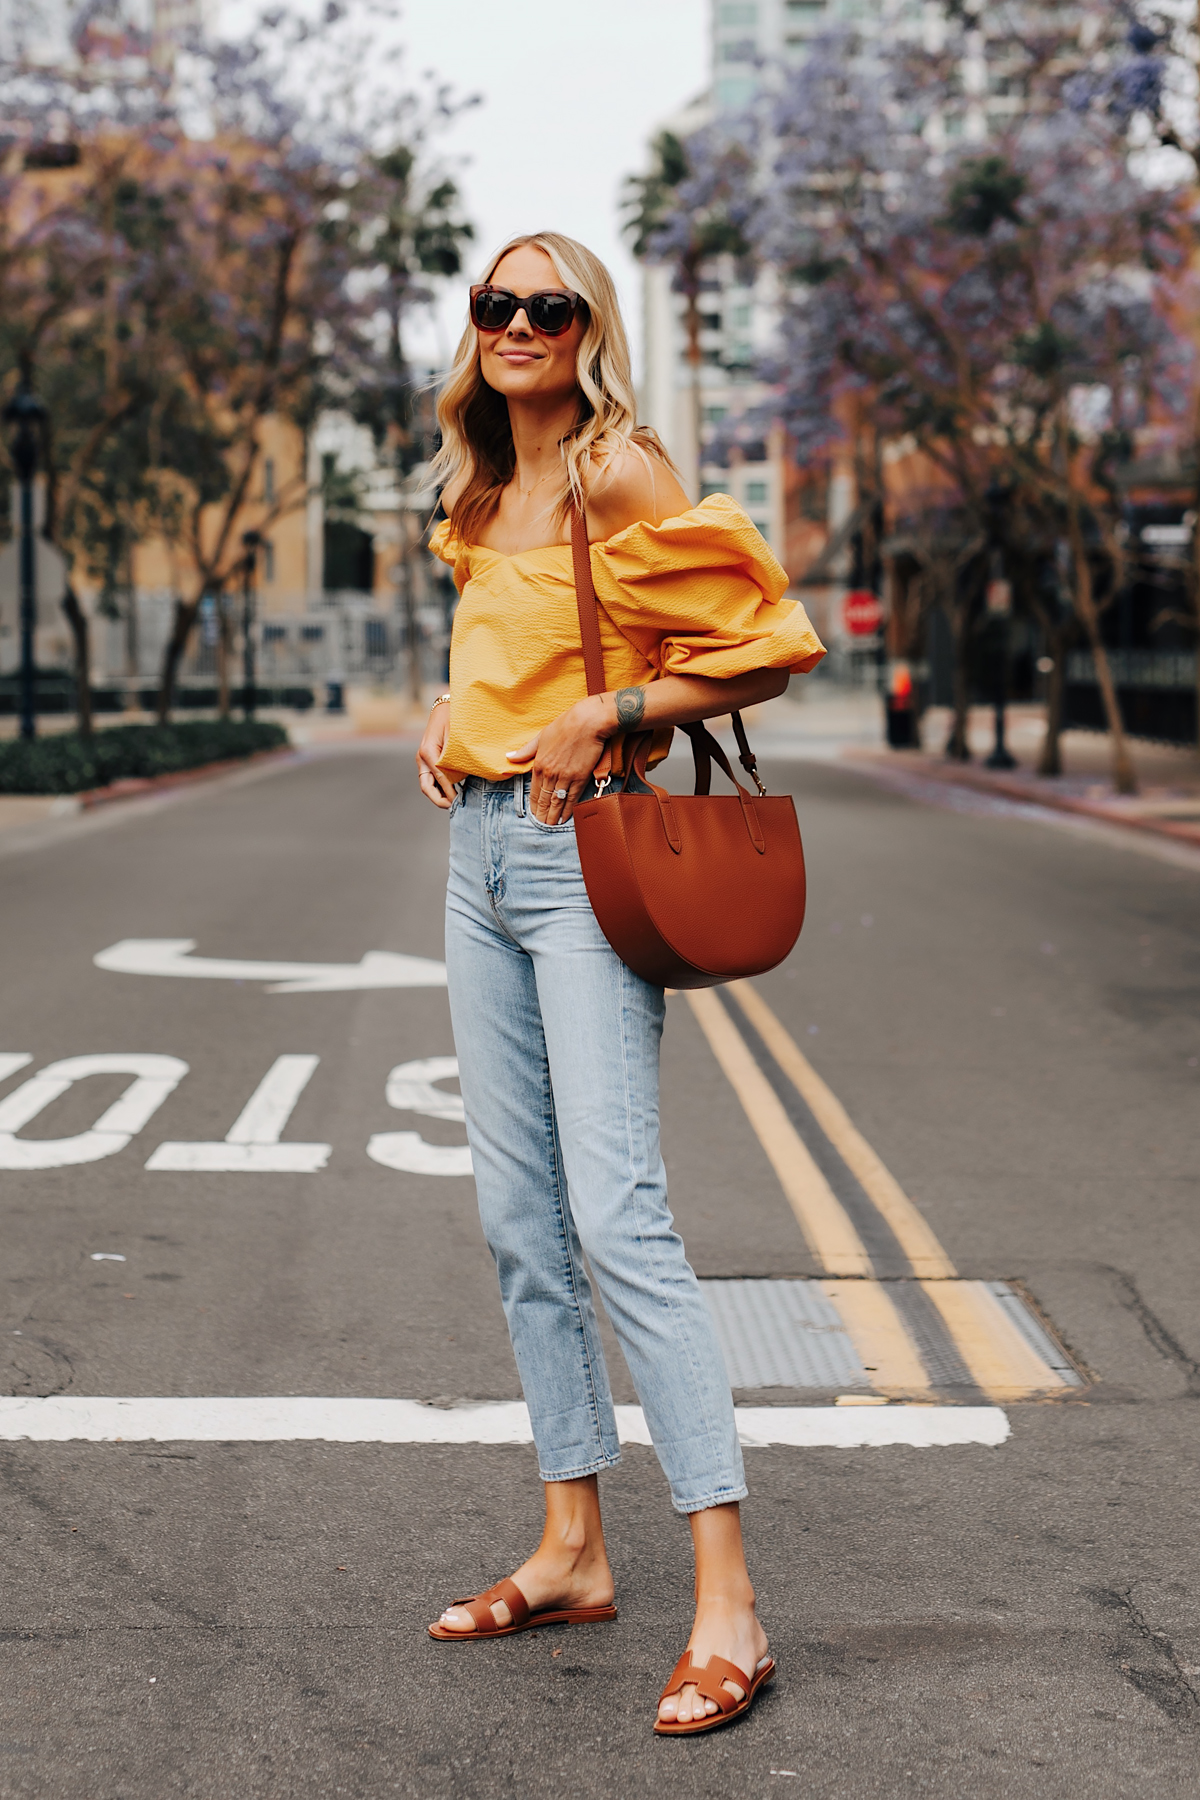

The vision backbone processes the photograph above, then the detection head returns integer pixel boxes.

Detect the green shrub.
[0,718,289,795]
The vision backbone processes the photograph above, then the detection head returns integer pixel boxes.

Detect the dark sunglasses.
[469,284,587,337]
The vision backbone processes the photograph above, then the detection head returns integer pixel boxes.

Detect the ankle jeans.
[444,774,746,1514]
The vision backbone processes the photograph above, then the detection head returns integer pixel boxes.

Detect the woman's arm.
[508,667,789,824]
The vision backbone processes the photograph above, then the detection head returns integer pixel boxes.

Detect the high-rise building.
[641,1,883,587]
[638,1,959,645]
[1,0,209,78]
[713,0,873,111]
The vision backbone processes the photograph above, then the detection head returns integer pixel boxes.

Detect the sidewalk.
[738,688,1200,850]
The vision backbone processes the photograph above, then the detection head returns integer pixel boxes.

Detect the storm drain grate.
[984,1281,1083,1384]
[701,1279,867,1389]
[700,1278,1084,1394]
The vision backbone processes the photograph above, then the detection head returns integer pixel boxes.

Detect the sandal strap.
[658,1653,707,1702]
[457,1594,503,1632]
[484,1577,530,1628]
[451,1579,529,1634]
[701,1653,753,1698]
[657,1652,752,1714]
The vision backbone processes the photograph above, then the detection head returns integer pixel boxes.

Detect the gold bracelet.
[430,692,451,713]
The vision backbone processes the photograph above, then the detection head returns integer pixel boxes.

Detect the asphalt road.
[1,735,1198,1799]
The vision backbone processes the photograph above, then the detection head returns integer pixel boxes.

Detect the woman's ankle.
[693,1581,757,1613]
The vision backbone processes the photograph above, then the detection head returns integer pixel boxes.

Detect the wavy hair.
[431,231,675,545]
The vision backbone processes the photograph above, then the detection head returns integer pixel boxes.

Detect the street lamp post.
[3,363,48,741]
[240,531,261,721]
[984,555,1018,770]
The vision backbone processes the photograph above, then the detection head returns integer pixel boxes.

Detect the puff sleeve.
[589,494,825,680]
[428,518,471,595]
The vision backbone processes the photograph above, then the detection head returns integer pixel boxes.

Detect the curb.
[847,750,1200,849]
[26,745,297,812]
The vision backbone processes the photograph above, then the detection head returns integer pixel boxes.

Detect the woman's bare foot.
[656,1593,770,1723]
[433,1472,614,1634]
[656,1499,769,1725]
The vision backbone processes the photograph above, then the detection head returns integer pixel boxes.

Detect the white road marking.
[384,1058,465,1121]
[367,1133,474,1176]
[368,1056,474,1177]
[147,1055,330,1173]
[226,1055,320,1143]
[0,1396,1010,1448]
[0,1054,33,1081]
[94,939,446,993]
[0,1055,188,1169]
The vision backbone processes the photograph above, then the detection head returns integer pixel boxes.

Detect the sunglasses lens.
[472,288,514,331]
[528,293,574,335]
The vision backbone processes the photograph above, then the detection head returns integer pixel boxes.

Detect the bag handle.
[571,505,607,698]
[627,723,766,855]
[570,505,768,798]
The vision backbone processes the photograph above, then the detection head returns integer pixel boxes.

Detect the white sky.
[396,0,710,378]
[220,0,710,383]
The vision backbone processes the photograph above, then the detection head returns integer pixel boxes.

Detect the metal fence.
[90,588,453,704]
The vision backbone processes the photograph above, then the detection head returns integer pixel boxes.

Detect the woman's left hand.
[507,696,613,823]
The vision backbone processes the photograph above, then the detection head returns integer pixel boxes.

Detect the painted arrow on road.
[94,939,446,994]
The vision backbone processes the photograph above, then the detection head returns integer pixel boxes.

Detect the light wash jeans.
[445,773,746,1514]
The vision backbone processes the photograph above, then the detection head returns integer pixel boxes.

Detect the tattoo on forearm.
[615,686,646,731]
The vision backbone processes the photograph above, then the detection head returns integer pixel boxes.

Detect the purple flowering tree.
[0,1,473,722]
[623,127,754,486]
[1070,6,1200,748]
[659,8,1193,790]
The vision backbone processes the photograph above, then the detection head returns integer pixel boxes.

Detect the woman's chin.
[483,366,573,403]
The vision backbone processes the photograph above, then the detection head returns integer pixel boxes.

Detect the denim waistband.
[462,775,525,792]
[461,773,530,814]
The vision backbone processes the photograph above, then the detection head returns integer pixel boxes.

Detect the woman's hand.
[507,695,613,824]
[417,701,457,810]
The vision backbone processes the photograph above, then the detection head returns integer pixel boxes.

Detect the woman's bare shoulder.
[583,442,692,541]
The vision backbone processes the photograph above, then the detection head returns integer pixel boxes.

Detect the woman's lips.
[498,351,542,364]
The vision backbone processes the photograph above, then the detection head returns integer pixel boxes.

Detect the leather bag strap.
[571,506,606,698]
[731,710,767,795]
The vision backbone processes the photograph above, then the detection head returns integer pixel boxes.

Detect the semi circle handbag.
[568,509,807,990]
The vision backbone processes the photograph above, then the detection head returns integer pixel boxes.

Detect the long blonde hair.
[431,230,674,544]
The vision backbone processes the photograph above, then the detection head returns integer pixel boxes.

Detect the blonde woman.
[417,232,824,1734]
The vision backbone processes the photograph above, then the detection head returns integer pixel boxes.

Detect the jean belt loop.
[514,771,526,818]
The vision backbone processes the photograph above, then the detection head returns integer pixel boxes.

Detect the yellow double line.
[687,983,1076,1401]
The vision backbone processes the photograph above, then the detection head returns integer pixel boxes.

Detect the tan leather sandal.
[427,1576,618,1641]
[653,1651,776,1735]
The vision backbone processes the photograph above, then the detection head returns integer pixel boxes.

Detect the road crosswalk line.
[0,1395,1010,1449]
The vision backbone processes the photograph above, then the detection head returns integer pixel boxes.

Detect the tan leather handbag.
[569,510,807,990]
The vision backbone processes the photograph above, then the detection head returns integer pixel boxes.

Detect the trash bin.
[885,696,917,748]
[884,661,918,749]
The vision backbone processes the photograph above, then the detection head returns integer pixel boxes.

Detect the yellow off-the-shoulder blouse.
[428,493,825,783]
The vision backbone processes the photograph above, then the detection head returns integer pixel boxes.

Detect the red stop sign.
[844,589,883,636]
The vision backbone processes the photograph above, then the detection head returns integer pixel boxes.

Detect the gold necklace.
[513,469,560,500]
